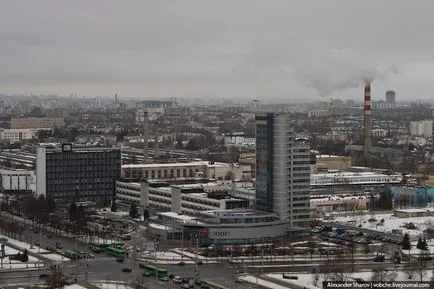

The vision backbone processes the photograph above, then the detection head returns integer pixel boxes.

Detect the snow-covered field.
[0,246,43,269]
[332,213,433,236]
[265,271,434,289]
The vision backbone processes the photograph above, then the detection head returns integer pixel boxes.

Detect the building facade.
[255,113,311,235]
[121,161,251,182]
[0,169,35,192]
[36,144,121,204]
[115,180,249,216]
[409,120,433,137]
[0,129,38,143]
[11,117,65,129]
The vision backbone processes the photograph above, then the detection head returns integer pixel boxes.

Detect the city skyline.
[2,1,434,100]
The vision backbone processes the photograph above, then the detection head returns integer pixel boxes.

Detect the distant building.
[307,109,328,118]
[0,169,35,192]
[373,90,397,110]
[11,117,65,129]
[409,120,433,137]
[255,113,310,236]
[223,132,255,147]
[0,129,38,143]
[36,144,121,204]
[386,90,396,103]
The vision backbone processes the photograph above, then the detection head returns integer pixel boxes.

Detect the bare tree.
[414,251,429,281]
[45,265,70,289]
[371,267,398,282]
[130,275,149,289]
[404,261,416,280]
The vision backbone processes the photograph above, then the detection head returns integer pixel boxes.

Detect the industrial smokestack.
[363,81,372,161]
[143,110,149,163]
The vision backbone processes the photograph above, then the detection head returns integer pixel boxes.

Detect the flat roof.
[122,161,230,169]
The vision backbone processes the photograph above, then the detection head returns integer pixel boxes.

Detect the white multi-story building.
[121,161,251,181]
[311,171,402,187]
[0,169,35,192]
[223,132,255,147]
[255,113,311,236]
[409,120,433,137]
[115,180,249,215]
[0,129,38,143]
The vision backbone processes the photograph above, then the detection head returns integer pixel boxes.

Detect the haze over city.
[2,0,434,101]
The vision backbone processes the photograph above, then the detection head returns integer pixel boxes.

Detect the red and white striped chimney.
[363,81,372,159]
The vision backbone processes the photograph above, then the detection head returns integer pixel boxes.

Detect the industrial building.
[10,117,65,129]
[36,144,121,204]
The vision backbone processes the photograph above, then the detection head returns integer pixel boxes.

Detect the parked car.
[173,276,182,283]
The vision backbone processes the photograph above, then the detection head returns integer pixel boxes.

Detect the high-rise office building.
[255,113,311,235]
[36,144,121,204]
[385,90,396,104]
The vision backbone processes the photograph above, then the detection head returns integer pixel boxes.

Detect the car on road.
[116,258,124,263]
[39,273,50,278]
[87,253,95,258]
[33,230,39,234]
[35,242,40,246]
[143,271,151,277]
[178,261,185,266]
[122,268,132,273]
[173,276,182,283]
[235,277,243,283]
[196,260,203,265]
[160,277,169,282]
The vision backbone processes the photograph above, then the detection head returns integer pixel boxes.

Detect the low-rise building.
[0,168,35,192]
[0,129,38,143]
[148,209,289,244]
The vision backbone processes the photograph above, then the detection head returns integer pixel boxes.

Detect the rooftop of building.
[200,209,278,217]
[121,160,242,169]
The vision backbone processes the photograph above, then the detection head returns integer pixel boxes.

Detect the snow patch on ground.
[332,213,433,236]
[265,270,434,289]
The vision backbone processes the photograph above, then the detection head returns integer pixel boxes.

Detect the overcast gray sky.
[1,0,434,101]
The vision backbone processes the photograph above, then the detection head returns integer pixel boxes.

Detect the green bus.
[106,246,125,259]
[143,264,168,278]
[63,250,78,260]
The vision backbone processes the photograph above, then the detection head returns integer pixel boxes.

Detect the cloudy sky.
[1,0,434,101]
